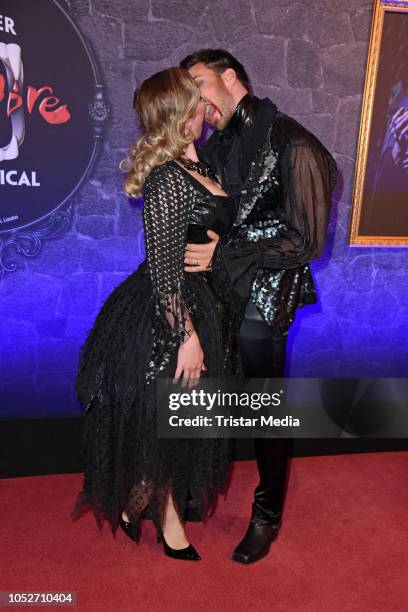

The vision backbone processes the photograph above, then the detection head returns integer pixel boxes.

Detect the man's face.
[187,62,236,130]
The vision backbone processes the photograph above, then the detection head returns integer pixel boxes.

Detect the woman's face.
[186,98,206,140]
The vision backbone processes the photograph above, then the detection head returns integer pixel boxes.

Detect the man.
[180,49,337,564]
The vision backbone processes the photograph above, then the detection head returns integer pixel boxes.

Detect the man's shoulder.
[271,111,327,151]
[272,110,337,188]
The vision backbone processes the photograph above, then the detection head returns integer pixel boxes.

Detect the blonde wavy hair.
[119,67,201,198]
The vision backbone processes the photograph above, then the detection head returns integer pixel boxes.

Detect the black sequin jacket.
[199,94,338,336]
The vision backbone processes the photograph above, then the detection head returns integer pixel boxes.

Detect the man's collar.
[200,94,279,179]
[223,93,260,134]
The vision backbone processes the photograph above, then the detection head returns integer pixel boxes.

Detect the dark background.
[1,0,408,477]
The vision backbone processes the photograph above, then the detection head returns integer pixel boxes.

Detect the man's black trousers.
[238,301,293,523]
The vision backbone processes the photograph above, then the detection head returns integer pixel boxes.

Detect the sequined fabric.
[202,95,337,335]
[234,148,317,334]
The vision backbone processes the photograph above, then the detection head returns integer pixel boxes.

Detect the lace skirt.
[70,262,240,535]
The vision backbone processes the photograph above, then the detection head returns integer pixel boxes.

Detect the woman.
[70,68,241,561]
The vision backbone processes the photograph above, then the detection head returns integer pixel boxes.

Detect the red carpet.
[1,453,407,611]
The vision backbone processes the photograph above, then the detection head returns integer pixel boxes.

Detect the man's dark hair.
[180,48,251,91]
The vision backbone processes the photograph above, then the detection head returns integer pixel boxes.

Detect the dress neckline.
[167,160,229,199]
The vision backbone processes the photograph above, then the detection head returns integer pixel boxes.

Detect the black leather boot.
[232,505,281,564]
[233,437,292,564]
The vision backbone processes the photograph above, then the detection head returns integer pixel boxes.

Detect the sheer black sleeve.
[143,164,196,343]
[212,143,337,299]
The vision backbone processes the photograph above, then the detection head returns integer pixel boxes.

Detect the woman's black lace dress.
[71,160,241,535]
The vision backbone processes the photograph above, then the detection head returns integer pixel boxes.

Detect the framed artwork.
[349,0,408,246]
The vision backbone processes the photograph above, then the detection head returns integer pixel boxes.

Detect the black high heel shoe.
[155,525,201,561]
[118,513,142,542]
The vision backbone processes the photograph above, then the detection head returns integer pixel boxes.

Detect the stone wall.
[1,0,407,418]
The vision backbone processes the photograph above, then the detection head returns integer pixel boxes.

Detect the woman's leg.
[123,490,190,548]
[121,350,197,546]
[161,492,190,549]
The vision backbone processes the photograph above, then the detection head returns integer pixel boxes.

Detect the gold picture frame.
[349,0,408,246]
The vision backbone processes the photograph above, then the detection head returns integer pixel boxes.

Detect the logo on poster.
[0,0,108,273]
[0,13,16,35]
[1,15,71,170]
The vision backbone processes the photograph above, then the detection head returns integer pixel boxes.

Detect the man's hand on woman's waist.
[184,230,220,272]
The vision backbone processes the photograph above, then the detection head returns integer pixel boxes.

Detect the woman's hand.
[173,331,207,387]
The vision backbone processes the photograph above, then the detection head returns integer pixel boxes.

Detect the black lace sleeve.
[143,163,196,343]
[260,143,337,267]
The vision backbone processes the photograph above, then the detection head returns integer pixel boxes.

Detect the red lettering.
[7,92,23,115]
[0,73,5,102]
[27,85,53,113]
[7,82,23,116]
[1,83,71,124]
[38,96,71,124]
